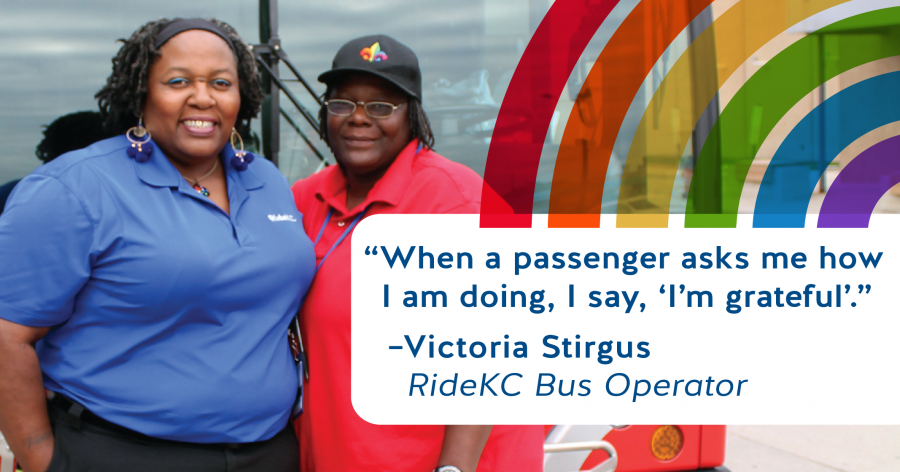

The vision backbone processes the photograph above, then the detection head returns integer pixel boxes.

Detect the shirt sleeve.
[0,174,94,327]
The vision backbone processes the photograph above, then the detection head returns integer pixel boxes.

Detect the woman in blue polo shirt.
[0,19,313,472]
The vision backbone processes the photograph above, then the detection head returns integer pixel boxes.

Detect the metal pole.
[277,53,324,107]
[280,107,327,165]
[259,0,281,166]
[256,57,320,134]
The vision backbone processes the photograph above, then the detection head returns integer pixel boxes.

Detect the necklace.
[180,160,219,197]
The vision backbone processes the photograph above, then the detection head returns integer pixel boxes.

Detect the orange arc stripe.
[548,0,715,228]
[615,0,851,228]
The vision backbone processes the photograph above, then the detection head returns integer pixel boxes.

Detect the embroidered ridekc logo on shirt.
[359,42,388,62]
[268,214,297,222]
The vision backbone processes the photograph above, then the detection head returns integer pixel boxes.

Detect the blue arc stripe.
[754,71,900,228]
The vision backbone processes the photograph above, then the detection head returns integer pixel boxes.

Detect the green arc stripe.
[685,7,900,228]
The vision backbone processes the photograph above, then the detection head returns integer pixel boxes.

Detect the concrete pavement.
[724,426,900,471]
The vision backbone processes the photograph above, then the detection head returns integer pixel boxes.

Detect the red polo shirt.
[291,140,543,471]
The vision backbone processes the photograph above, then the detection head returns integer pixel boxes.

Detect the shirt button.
[337,221,346,227]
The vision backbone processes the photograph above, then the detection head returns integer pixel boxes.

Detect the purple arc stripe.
[818,134,900,228]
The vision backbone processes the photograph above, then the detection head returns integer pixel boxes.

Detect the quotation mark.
[365,246,379,256]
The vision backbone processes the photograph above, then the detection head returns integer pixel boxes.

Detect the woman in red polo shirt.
[291,35,544,472]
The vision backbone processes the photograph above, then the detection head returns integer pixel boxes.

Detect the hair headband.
[154,18,237,55]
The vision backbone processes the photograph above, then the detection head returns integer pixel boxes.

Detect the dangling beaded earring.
[125,116,154,163]
[230,127,254,171]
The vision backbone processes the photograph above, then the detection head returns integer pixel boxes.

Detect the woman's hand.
[437,425,493,472]
[0,317,54,472]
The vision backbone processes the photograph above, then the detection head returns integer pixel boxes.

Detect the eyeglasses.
[324,100,403,119]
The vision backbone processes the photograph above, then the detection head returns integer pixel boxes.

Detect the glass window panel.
[0,0,257,185]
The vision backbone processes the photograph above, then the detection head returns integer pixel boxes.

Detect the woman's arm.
[0,317,53,472]
[437,425,493,472]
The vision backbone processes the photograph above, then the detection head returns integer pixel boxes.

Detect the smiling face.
[143,30,240,166]
[327,74,412,180]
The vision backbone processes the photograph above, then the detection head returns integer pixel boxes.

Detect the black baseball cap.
[318,35,422,100]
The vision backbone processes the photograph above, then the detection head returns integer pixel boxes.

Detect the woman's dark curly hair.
[317,82,435,151]
[95,18,262,135]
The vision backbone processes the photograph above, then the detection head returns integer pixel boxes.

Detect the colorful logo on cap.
[360,42,388,62]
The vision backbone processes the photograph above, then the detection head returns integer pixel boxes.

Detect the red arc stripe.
[480,0,622,228]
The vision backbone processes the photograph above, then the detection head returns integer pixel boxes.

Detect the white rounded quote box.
[350,214,900,425]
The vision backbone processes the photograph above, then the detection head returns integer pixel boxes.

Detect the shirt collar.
[133,138,264,191]
[315,139,420,216]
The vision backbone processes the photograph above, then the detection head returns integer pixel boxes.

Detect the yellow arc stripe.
[616,0,851,228]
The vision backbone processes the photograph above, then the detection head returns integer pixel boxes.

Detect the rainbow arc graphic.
[480,0,900,229]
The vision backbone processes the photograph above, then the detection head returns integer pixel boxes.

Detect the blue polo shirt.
[0,135,314,443]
